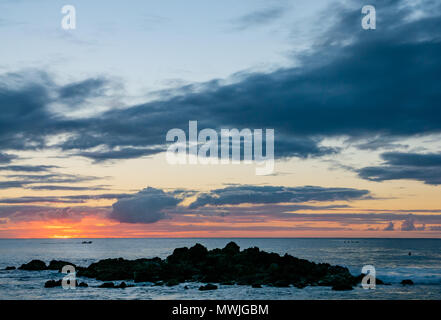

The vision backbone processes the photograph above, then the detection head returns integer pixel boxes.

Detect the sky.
[1,0,441,238]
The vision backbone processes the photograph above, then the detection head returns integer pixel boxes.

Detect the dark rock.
[376,278,385,285]
[184,285,189,290]
[78,257,162,281]
[199,284,218,291]
[401,279,414,285]
[5,266,16,270]
[251,284,262,288]
[332,283,353,291]
[354,274,385,286]
[166,279,180,286]
[273,280,290,288]
[188,243,208,261]
[99,282,115,288]
[153,281,164,286]
[19,260,47,271]
[35,241,366,291]
[223,242,240,255]
[44,279,79,288]
[118,282,127,289]
[78,282,88,287]
[44,280,62,288]
[48,260,76,271]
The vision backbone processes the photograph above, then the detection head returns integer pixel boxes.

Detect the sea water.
[0,238,440,299]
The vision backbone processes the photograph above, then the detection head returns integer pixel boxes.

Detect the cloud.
[189,185,370,208]
[0,172,102,189]
[76,147,165,162]
[230,6,286,31]
[0,0,440,165]
[0,193,128,204]
[58,78,110,104]
[384,222,395,231]
[0,153,17,164]
[358,152,441,185]
[0,205,108,223]
[109,187,180,223]
[401,214,426,231]
[27,185,108,191]
[0,165,59,172]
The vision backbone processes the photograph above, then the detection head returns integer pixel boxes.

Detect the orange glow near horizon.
[1,214,440,239]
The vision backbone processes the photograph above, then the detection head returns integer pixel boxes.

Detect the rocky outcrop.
[44,279,87,288]
[98,282,131,289]
[75,242,373,290]
[4,266,16,270]
[26,242,384,291]
[19,260,47,271]
[48,260,76,271]
[401,279,414,285]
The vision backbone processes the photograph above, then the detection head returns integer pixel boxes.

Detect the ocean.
[0,238,440,300]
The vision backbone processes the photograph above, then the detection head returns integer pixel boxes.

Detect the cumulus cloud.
[384,222,395,231]
[109,187,180,223]
[401,215,426,231]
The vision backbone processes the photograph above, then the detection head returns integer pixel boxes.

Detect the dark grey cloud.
[0,205,108,223]
[0,165,59,172]
[0,193,130,205]
[0,172,101,189]
[27,185,108,191]
[355,137,409,151]
[384,222,394,231]
[76,147,165,162]
[358,152,441,185]
[189,185,370,208]
[401,214,426,231]
[0,197,85,204]
[230,6,286,31]
[109,187,181,223]
[0,0,440,164]
[58,78,110,104]
[0,153,17,164]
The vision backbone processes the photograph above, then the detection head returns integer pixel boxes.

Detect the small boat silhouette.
[82,241,93,244]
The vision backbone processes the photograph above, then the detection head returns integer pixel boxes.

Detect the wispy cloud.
[230,6,286,31]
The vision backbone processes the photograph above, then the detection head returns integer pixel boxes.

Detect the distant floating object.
[408,252,411,256]
[82,241,93,244]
